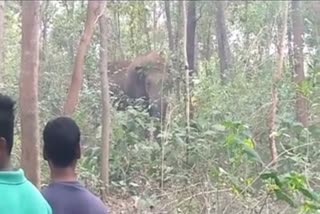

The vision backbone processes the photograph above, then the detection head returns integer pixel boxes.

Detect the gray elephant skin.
[108,51,168,121]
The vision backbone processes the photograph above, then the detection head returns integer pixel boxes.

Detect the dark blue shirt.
[42,181,109,214]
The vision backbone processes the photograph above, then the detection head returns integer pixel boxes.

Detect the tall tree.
[99,13,111,197]
[184,1,196,73]
[174,1,184,101]
[268,1,288,166]
[20,0,41,187]
[215,1,232,84]
[287,6,294,77]
[63,1,106,115]
[164,1,174,54]
[0,1,4,83]
[292,0,309,127]
[183,1,196,159]
[144,2,152,51]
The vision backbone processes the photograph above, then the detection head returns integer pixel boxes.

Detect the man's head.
[43,117,81,168]
[0,94,15,170]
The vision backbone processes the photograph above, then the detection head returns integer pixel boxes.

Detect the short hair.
[43,117,81,168]
[0,94,15,154]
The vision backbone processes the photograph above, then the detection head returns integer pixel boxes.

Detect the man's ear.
[75,144,81,159]
[0,137,7,154]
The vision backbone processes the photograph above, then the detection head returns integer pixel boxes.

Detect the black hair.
[0,94,15,154]
[43,117,81,168]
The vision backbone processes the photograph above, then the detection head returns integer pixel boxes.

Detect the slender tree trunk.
[99,13,111,198]
[0,1,4,83]
[292,0,309,127]
[287,7,294,77]
[164,1,174,54]
[175,1,184,101]
[204,18,213,62]
[175,1,183,52]
[184,1,196,161]
[268,1,288,166]
[215,1,232,84]
[244,0,252,79]
[20,0,41,187]
[63,1,106,115]
[153,1,157,50]
[142,2,152,51]
[184,1,196,73]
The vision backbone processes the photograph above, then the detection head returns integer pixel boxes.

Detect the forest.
[1,0,320,213]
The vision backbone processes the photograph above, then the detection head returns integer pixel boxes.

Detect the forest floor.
[104,191,296,214]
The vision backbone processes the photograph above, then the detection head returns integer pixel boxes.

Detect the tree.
[292,0,309,127]
[215,1,232,84]
[184,1,196,73]
[20,0,41,187]
[164,1,174,54]
[174,1,184,101]
[63,1,106,115]
[183,0,196,159]
[99,12,111,197]
[268,1,288,166]
[0,1,4,84]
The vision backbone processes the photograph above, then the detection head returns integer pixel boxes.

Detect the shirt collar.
[0,168,27,185]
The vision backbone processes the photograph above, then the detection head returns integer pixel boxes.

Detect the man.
[0,94,52,214]
[42,116,109,214]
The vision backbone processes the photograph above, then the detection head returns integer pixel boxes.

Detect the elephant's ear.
[135,66,145,81]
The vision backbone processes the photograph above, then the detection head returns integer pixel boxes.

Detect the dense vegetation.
[2,1,320,213]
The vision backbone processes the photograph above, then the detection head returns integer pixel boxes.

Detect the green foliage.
[261,171,320,212]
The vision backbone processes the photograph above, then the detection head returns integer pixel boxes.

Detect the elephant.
[108,51,168,121]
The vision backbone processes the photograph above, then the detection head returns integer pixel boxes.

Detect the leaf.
[243,145,263,164]
[212,124,226,132]
[244,138,255,149]
[303,201,320,210]
[299,188,319,201]
[261,171,278,180]
[260,171,283,188]
[275,189,296,207]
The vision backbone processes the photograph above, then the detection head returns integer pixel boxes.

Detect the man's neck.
[0,159,11,171]
[50,165,77,183]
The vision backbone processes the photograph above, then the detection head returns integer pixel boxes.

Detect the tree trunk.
[142,2,152,52]
[292,0,309,127]
[175,1,184,101]
[287,7,294,78]
[184,1,196,161]
[20,0,41,187]
[184,1,196,73]
[204,18,213,62]
[164,1,174,54]
[0,1,4,84]
[153,1,157,50]
[268,1,288,166]
[244,0,252,80]
[215,1,232,84]
[63,1,106,115]
[99,13,111,198]
[175,1,184,52]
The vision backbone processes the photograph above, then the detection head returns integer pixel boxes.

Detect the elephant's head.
[125,51,168,120]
